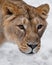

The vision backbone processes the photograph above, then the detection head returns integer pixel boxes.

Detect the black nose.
[27,44,38,49]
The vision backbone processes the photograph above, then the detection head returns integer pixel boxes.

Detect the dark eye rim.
[37,24,43,30]
[17,25,25,30]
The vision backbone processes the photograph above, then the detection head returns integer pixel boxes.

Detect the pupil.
[18,25,25,30]
[38,25,43,29]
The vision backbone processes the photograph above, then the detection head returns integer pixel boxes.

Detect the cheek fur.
[19,45,32,54]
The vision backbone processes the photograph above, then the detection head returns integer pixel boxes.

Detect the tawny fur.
[0,0,50,54]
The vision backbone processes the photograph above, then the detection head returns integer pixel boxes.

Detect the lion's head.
[2,0,49,54]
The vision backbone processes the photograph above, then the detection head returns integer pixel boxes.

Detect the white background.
[0,0,52,65]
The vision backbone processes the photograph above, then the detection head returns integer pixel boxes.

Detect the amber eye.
[17,25,25,30]
[37,24,43,30]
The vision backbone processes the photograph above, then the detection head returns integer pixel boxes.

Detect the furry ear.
[36,4,50,19]
[2,2,17,16]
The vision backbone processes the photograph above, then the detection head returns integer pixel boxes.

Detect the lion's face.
[2,0,49,54]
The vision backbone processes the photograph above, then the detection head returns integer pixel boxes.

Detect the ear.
[2,2,17,16]
[36,4,50,19]
[2,1,24,16]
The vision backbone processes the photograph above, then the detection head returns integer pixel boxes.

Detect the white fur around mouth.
[24,47,38,54]
[25,47,32,54]
[33,48,38,54]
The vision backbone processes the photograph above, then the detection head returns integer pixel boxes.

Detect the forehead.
[31,17,46,25]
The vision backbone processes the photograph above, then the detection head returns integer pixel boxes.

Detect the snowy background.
[0,0,52,65]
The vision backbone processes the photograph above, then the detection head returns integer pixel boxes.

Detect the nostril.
[27,44,38,49]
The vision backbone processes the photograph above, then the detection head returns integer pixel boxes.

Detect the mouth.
[28,51,34,54]
[19,46,39,55]
[19,42,40,54]
[20,49,34,55]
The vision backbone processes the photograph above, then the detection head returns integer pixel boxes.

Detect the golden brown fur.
[0,0,50,54]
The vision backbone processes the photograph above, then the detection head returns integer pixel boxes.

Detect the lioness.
[0,0,50,54]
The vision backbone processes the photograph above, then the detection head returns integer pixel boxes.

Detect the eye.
[17,25,25,30]
[37,24,43,30]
